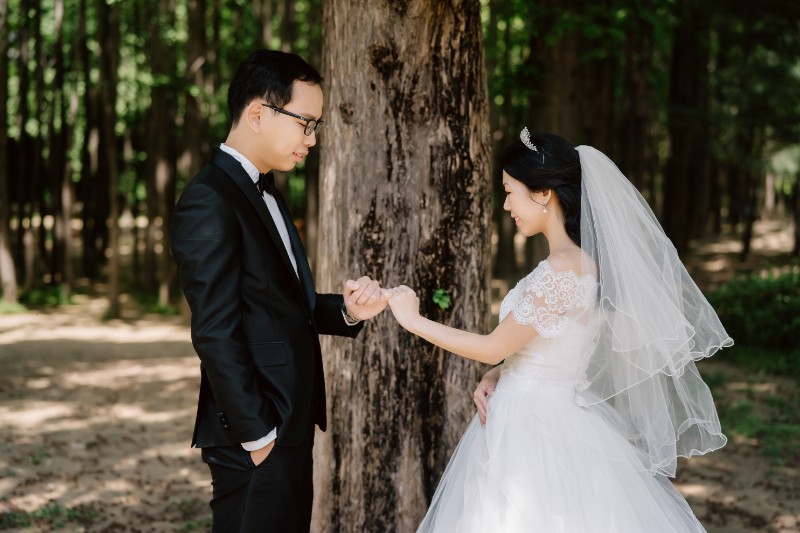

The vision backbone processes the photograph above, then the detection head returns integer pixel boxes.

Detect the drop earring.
[530,195,549,214]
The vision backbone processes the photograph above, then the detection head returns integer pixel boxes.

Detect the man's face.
[257,81,323,172]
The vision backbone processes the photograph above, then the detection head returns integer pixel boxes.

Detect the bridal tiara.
[521,127,544,163]
[520,127,538,153]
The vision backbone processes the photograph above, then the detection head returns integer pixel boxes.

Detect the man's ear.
[244,101,263,133]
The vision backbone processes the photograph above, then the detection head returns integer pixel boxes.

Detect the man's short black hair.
[227,49,323,127]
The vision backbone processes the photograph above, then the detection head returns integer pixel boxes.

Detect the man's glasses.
[261,104,323,136]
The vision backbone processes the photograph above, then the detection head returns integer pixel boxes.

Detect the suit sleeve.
[170,183,270,443]
[313,293,364,338]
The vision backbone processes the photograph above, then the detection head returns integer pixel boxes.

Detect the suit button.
[307,319,312,326]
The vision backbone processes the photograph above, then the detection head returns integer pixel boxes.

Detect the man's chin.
[277,161,297,172]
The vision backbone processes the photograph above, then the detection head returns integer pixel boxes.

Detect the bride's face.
[502,171,549,237]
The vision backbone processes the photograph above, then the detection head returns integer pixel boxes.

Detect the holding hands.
[343,276,392,321]
[383,285,422,331]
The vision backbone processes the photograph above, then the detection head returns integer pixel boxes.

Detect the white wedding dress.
[417,259,708,532]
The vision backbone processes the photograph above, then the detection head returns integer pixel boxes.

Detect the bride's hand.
[384,285,421,331]
[474,366,501,425]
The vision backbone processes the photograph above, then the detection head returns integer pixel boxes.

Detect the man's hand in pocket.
[250,441,276,466]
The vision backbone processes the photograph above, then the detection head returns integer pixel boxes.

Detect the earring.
[530,196,549,213]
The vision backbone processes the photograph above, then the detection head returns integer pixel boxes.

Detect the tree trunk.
[144,0,177,306]
[78,0,102,280]
[253,0,273,47]
[97,0,121,317]
[792,179,800,256]
[278,0,295,52]
[51,0,73,295]
[617,0,657,203]
[15,0,35,292]
[663,0,710,255]
[313,1,491,530]
[488,0,516,285]
[0,0,17,302]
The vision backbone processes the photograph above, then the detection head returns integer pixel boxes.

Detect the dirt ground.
[0,219,798,532]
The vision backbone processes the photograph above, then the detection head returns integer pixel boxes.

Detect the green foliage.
[708,267,800,352]
[18,285,74,307]
[0,300,26,314]
[178,498,212,531]
[432,288,452,310]
[26,448,50,465]
[718,396,800,466]
[0,503,96,529]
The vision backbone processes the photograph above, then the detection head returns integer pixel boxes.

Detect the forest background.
[0,0,799,531]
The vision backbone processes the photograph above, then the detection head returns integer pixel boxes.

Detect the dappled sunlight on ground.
[0,310,210,531]
[684,219,796,292]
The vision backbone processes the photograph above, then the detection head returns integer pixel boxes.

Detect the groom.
[171,50,389,532]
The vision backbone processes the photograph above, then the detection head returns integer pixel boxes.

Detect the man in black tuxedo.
[170,50,389,533]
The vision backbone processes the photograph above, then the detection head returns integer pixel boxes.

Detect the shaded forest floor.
[0,219,798,532]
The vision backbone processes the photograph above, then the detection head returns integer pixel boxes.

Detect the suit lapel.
[211,150,312,312]
[274,190,316,311]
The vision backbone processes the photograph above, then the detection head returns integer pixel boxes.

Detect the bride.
[385,131,732,532]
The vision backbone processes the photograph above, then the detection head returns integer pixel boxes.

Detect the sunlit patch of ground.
[0,312,210,532]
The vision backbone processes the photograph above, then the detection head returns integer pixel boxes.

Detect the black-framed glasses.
[261,104,323,136]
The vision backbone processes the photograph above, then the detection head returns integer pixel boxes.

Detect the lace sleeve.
[512,263,588,338]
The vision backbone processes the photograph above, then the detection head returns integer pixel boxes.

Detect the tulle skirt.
[417,372,706,532]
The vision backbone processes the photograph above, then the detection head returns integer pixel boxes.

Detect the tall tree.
[143,0,177,306]
[313,0,491,530]
[0,0,17,303]
[51,0,74,295]
[663,0,710,256]
[97,0,121,316]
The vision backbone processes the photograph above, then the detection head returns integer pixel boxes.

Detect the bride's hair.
[500,132,582,246]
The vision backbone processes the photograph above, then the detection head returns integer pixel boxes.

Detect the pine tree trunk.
[313,1,491,530]
[618,3,657,203]
[98,0,121,316]
[51,0,72,294]
[0,0,17,302]
[664,0,710,255]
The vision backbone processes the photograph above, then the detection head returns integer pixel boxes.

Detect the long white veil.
[576,145,732,477]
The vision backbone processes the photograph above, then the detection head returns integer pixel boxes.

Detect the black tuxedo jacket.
[170,150,362,449]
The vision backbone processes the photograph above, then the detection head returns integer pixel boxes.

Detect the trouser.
[201,430,314,533]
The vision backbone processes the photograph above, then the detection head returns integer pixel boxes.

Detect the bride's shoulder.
[543,249,597,280]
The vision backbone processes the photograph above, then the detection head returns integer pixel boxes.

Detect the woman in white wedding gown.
[385,131,732,532]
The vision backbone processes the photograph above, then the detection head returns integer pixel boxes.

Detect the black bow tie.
[257,172,276,196]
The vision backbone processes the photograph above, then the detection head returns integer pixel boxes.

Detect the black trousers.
[201,431,314,533]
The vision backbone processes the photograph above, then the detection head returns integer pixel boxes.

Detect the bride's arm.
[385,286,538,365]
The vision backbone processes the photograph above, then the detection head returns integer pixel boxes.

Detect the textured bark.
[313,1,491,530]
[0,0,17,302]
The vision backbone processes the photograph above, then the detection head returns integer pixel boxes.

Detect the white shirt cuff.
[241,427,277,451]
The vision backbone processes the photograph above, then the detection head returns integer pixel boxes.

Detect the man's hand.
[474,366,501,425]
[343,276,391,321]
[250,440,276,467]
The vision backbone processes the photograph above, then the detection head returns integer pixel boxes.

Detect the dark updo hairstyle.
[227,49,323,127]
[500,132,582,246]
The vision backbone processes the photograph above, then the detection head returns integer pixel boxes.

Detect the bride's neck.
[542,216,575,255]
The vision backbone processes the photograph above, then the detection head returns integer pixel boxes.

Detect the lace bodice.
[499,260,598,381]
